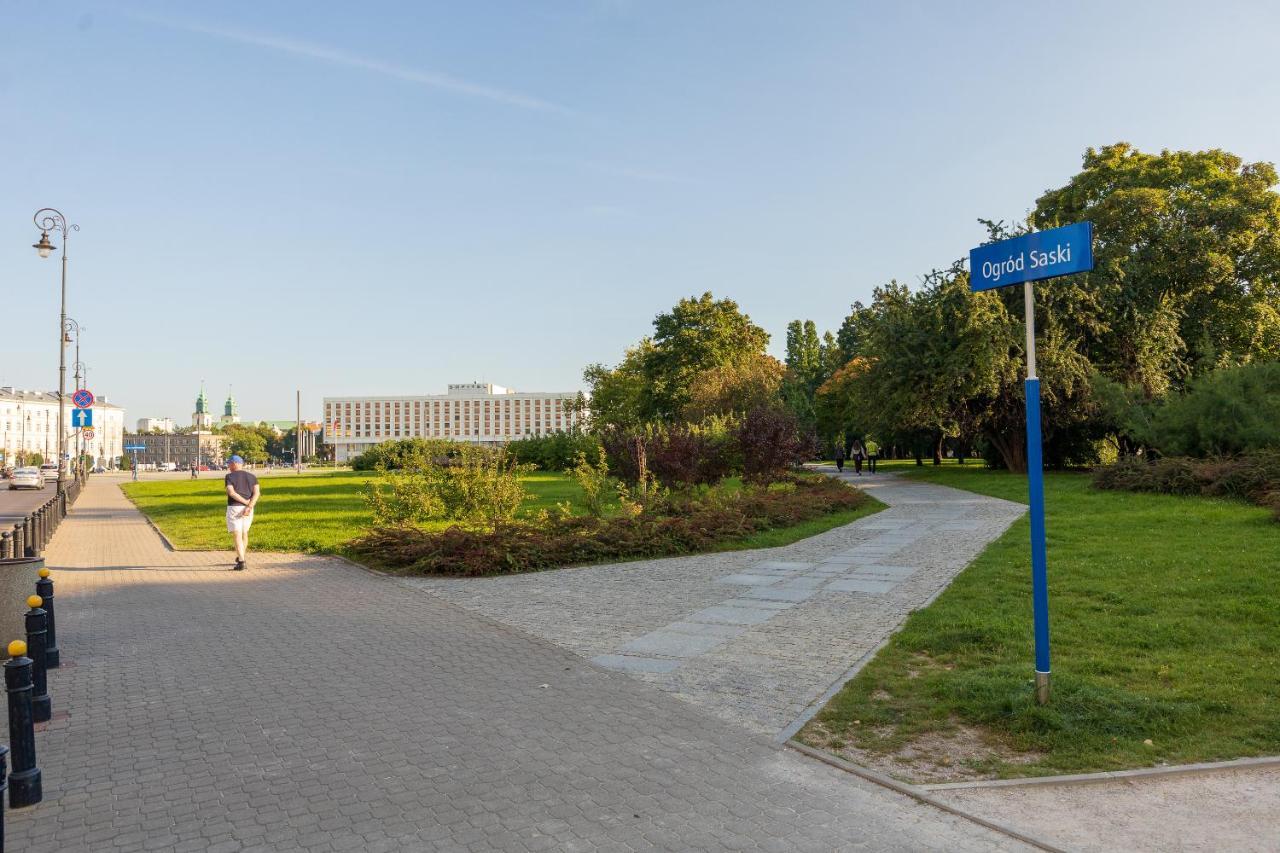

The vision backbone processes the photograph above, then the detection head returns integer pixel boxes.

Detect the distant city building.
[121,432,225,469]
[323,383,582,463]
[0,386,125,468]
[192,383,215,431]
[137,417,176,434]
[220,390,240,426]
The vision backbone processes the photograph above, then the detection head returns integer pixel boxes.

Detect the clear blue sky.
[2,1,1277,424]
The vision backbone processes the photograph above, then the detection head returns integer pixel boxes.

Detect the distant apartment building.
[137,417,176,434]
[323,383,582,463]
[0,386,125,469]
[121,432,225,469]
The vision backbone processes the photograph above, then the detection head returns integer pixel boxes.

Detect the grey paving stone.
[743,585,818,603]
[621,630,730,657]
[827,578,900,594]
[590,655,683,673]
[716,573,784,586]
[689,605,784,626]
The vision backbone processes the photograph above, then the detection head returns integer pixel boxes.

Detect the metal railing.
[0,477,83,559]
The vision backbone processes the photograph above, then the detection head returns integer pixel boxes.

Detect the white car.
[40,463,60,484]
[9,467,42,490]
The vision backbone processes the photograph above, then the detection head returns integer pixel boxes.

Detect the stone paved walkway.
[5,475,1029,852]
[402,468,1026,737]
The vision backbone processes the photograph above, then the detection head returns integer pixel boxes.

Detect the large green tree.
[1032,143,1280,397]
[585,292,772,428]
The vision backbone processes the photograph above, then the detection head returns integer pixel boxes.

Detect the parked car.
[39,463,60,483]
[10,467,42,490]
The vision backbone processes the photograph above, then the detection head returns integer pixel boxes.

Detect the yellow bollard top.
[8,640,26,658]
[26,595,42,609]
[38,568,50,578]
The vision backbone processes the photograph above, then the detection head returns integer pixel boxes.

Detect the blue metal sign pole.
[1022,281,1051,704]
[969,221,1094,707]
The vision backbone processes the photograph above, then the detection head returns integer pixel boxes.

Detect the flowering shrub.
[347,474,869,576]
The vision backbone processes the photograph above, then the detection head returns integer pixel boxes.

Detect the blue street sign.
[969,221,1093,292]
[966,221,1095,706]
[124,445,146,451]
[72,388,94,409]
[71,408,93,429]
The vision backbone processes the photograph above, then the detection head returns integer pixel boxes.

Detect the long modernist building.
[324,383,582,463]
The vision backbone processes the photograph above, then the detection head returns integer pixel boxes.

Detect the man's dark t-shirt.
[225,470,259,506]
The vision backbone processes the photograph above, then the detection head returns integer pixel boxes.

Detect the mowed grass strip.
[800,462,1280,779]
[122,470,881,555]
[120,470,598,552]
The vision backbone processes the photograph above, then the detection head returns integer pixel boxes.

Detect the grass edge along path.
[120,469,885,561]
[798,462,1280,782]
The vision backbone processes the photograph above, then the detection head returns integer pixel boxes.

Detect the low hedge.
[1093,451,1280,520]
[347,475,869,576]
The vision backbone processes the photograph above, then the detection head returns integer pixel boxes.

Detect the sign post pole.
[1023,281,1051,705]
[969,221,1094,707]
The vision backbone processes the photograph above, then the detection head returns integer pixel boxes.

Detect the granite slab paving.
[401,467,1027,737]
[7,474,1031,852]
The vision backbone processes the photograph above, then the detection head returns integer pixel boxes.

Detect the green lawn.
[122,470,881,555]
[121,470,597,552]
[800,462,1280,780]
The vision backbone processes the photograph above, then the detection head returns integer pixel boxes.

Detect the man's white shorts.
[226,505,254,533]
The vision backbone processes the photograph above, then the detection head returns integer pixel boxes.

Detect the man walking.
[865,436,880,473]
[224,455,259,571]
[834,441,846,473]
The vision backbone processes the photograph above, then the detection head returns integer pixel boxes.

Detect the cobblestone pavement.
[401,469,1026,737]
[6,475,1030,851]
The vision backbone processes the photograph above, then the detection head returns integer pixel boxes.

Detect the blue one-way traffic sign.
[71,408,93,429]
[969,221,1093,291]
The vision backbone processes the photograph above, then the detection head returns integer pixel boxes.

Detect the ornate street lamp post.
[32,209,78,495]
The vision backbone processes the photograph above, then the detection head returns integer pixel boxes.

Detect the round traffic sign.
[72,388,94,409]
[82,427,96,440]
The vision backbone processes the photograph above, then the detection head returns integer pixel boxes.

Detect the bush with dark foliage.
[739,405,807,483]
[347,474,869,576]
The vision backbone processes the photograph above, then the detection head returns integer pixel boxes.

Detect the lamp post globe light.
[32,208,78,494]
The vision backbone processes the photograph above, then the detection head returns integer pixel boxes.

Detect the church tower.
[193,383,214,431]
[221,389,241,426]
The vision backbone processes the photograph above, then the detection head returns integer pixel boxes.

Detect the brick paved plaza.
[5,476,1031,851]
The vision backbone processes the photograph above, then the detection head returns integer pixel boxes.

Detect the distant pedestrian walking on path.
[224,455,260,571]
[865,437,880,473]
[850,439,865,475]
[834,442,845,472]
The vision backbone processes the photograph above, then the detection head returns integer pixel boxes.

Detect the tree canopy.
[814,143,1280,468]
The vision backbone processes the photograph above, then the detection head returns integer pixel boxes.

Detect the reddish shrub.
[347,475,867,576]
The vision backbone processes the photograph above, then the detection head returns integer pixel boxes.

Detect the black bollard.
[5,640,42,807]
[0,743,8,849]
[25,597,50,723]
[36,569,59,669]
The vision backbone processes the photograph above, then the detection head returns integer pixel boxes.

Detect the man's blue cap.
[229,455,244,464]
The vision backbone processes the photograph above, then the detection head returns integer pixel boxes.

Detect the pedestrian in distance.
[850,439,865,476]
[865,436,880,473]
[834,441,845,473]
[224,455,260,571]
